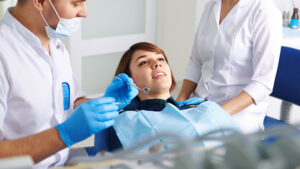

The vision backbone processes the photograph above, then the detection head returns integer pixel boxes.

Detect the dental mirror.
[115,76,150,95]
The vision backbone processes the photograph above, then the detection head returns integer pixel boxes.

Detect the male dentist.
[0,0,137,168]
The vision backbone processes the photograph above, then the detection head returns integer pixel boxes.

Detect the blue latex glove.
[176,101,184,107]
[56,97,119,147]
[105,73,139,110]
[177,97,205,107]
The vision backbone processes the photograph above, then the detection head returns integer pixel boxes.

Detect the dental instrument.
[115,76,150,95]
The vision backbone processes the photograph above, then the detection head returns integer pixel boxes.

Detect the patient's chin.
[150,88,171,96]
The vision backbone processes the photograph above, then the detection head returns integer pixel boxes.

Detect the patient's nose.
[152,62,161,69]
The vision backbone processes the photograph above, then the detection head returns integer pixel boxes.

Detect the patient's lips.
[152,71,166,79]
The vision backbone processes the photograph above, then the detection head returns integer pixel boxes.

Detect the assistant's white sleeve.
[243,5,282,104]
[184,22,203,84]
[184,1,212,83]
[0,55,9,140]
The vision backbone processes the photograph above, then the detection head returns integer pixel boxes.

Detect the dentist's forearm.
[0,128,66,164]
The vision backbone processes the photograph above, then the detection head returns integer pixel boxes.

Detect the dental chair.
[264,46,300,129]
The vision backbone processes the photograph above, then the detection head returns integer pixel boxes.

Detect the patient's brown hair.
[115,42,176,92]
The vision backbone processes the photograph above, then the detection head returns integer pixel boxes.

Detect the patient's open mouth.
[152,72,166,79]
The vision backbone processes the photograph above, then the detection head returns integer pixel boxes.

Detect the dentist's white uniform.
[185,0,282,133]
[0,10,84,168]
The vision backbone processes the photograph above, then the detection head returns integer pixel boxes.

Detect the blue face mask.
[40,0,81,39]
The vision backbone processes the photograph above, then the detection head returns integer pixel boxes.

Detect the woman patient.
[90,42,239,154]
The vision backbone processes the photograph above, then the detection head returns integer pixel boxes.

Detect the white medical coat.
[185,0,282,133]
[0,10,84,168]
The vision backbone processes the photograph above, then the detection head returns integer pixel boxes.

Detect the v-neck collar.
[213,0,252,27]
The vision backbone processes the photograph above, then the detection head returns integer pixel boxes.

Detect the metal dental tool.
[115,76,150,95]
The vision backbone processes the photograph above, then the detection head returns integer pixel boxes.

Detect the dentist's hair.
[115,42,176,92]
[17,0,41,6]
[18,0,52,6]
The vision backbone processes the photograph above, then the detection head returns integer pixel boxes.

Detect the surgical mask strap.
[40,12,50,27]
[48,0,61,20]
[39,0,60,27]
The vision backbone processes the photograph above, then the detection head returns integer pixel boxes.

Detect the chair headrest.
[271,46,300,106]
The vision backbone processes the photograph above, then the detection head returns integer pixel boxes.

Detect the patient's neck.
[138,92,171,101]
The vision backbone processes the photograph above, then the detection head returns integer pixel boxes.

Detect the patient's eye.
[138,61,148,66]
[158,57,165,62]
[72,3,80,7]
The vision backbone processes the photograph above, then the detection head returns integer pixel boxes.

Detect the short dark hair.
[18,0,47,6]
[115,42,176,92]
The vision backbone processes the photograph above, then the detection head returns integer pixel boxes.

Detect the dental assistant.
[177,0,282,133]
[0,0,137,168]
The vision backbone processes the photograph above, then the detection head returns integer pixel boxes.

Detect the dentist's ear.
[32,0,46,12]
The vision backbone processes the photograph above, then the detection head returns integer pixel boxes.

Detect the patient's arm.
[177,79,197,101]
[221,91,254,115]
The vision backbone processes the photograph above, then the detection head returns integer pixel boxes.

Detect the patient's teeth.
[154,73,164,78]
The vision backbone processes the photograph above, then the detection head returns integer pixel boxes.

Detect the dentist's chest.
[7,42,74,119]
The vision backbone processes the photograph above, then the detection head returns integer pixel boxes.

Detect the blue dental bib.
[113,100,240,151]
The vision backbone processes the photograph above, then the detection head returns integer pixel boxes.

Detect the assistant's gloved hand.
[183,97,205,105]
[177,97,205,107]
[105,73,139,110]
[176,101,184,107]
[56,97,119,147]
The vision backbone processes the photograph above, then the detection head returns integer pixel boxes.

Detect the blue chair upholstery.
[264,116,288,130]
[271,46,300,105]
[264,46,300,128]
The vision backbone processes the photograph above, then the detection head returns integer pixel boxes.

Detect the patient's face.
[129,50,172,99]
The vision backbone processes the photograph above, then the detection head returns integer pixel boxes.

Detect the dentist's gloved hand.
[105,73,139,110]
[56,97,119,147]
